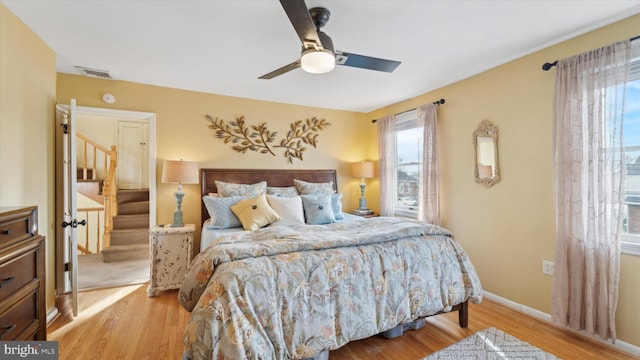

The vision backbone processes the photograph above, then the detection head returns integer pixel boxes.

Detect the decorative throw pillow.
[267,195,305,226]
[215,180,267,197]
[266,186,300,197]
[331,193,345,220]
[202,195,246,229]
[231,193,280,231]
[301,194,336,225]
[294,179,334,195]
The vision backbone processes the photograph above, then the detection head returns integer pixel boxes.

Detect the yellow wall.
[0,4,57,317]
[368,13,640,348]
[56,74,375,250]
[4,1,639,349]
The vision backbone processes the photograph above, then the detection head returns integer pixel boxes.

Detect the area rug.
[423,327,559,359]
[78,253,149,291]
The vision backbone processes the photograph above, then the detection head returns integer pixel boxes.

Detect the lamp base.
[171,209,184,228]
[171,185,185,227]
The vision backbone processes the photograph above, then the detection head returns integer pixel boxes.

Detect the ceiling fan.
[259,0,401,79]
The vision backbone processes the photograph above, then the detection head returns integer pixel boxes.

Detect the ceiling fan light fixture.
[300,48,335,74]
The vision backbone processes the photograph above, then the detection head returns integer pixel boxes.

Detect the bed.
[179,168,483,360]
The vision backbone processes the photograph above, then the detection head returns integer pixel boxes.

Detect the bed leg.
[458,300,468,328]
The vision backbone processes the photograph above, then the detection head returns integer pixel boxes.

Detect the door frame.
[55,105,157,297]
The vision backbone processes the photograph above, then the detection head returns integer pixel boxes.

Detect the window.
[393,110,422,218]
[621,40,640,255]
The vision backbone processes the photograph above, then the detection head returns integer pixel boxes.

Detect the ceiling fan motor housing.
[315,31,334,53]
[309,7,331,29]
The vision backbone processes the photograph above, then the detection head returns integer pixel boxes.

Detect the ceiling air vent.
[74,66,116,80]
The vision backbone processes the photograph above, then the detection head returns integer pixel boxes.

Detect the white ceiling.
[4,1,640,113]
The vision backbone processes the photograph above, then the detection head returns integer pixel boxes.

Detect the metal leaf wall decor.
[205,115,331,163]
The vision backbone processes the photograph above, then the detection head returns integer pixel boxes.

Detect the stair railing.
[102,145,118,250]
[75,133,118,252]
[76,133,111,181]
[76,207,104,254]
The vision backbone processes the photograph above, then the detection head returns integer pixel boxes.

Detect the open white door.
[55,99,82,316]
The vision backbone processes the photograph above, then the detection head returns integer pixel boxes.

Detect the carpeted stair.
[102,189,150,263]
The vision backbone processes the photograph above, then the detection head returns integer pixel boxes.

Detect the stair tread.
[110,228,150,233]
[118,196,149,204]
[118,201,150,215]
[103,243,148,250]
[115,213,148,218]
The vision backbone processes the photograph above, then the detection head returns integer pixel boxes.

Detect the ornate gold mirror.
[473,120,499,188]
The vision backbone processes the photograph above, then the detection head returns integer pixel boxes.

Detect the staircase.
[77,168,104,203]
[102,189,150,263]
[75,133,150,263]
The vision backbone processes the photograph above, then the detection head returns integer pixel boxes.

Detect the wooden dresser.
[0,206,46,340]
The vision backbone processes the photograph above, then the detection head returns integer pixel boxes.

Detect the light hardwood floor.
[48,284,638,360]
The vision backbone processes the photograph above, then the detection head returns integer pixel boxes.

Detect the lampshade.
[300,48,335,74]
[161,160,199,184]
[352,161,374,179]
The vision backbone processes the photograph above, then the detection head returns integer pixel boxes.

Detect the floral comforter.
[178,217,482,360]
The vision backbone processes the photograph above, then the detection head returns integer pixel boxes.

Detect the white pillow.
[267,195,305,226]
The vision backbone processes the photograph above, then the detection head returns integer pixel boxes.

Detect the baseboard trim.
[483,291,640,357]
[46,307,60,327]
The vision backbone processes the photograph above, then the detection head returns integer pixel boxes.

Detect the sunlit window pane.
[394,110,422,218]
[622,77,640,247]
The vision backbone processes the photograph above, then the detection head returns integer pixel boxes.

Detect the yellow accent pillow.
[230,193,280,231]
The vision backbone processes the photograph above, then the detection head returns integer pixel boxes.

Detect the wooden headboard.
[200,168,338,225]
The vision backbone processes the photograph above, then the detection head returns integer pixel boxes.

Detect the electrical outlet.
[542,260,554,275]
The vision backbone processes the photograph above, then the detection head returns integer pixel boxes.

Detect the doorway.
[56,104,157,299]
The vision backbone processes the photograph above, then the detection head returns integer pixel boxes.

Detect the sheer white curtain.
[417,103,440,225]
[377,115,396,216]
[551,40,631,342]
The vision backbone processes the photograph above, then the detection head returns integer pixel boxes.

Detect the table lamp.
[352,161,374,215]
[161,160,199,227]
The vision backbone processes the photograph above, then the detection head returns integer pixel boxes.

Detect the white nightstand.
[147,223,195,297]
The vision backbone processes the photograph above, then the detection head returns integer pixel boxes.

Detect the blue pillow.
[203,195,247,228]
[331,193,345,220]
[301,194,336,225]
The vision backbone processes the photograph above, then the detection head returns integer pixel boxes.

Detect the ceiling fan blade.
[279,0,323,49]
[258,60,301,79]
[336,51,401,73]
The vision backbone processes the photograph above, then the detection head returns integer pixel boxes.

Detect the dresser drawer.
[0,291,37,341]
[0,215,31,247]
[0,249,37,302]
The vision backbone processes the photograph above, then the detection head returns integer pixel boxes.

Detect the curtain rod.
[541,35,639,71]
[371,98,445,123]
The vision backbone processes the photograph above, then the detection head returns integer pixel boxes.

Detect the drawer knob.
[1,229,11,235]
[0,324,16,339]
[0,277,15,288]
